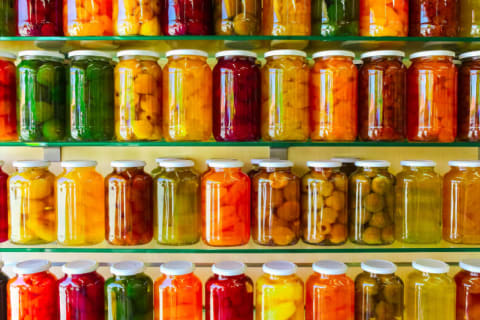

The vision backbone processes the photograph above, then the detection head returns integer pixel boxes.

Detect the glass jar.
[349,160,395,245]
[154,159,200,245]
[155,261,202,320]
[214,0,260,35]
[0,162,7,243]
[407,50,458,142]
[58,260,104,320]
[406,259,455,319]
[0,52,17,141]
[106,160,153,246]
[312,0,358,36]
[161,0,211,35]
[459,1,480,37]
[310,50,358,141]
[261,50,309,141]
[458,52,480,141]
[115,50,162,141]
[8,260,58,320]
[56,161,104,246]
[0,0,14,35]
[8,161,56,244]
[455,259,480,319]
[163,50,212,141]
[395,161,442,244]
[331,157,359,177]
[248,159,269,178]
[359,50,406,141]
[17,51,66,142]
[64,0,113,35]
[262,0,310,35]
[68,50,114,141]
[409,0,458,37]
[306,260,354,320]
[213,51,260,142]
[252,160,300,246]
[355,260,404,319]
[301,161,348,246]
[202,159,250,246]
[206,261,254,320]
[106,261,154,320]
[17,0,62,35]
[114,0,161,35]
[359,0,408,36]
[0,262,7,320]
[256,261,304,319]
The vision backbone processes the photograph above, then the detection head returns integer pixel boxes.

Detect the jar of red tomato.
[409,0,458,37]
[455,259,480,319]
[161,0,211,35]
[458,51,480,141]
[0,51,16,142]
[407,50,457,142]
[17,0,62,35]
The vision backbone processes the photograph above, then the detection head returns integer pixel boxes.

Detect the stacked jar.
[161,0,211,35]
[0,0,15,35]
[459,1,480,37]
[409,0,457,37]
[455,259,480,319]
[312,0,358,36]
[114,0,161,35]
[0,51,16,141]
[17,0,62,35]
[214,0,260,35]
[64,0,113,35]
[262,0,310,36]
[359,0,408,36]
[458,51,480,141]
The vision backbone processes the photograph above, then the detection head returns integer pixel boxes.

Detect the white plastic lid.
[307,160,342,168]
[13,160,50,168]
[166,49,208,58]
[216,50,257,59]
[259,160,293,168]
[355,160,390,168]
[160,159,194,168]
[160,261,195,276]
[117,50,160,59]
[331,157,359,163]
[61,160,97,168]
[111,160,146,168]
[410,50,456,59]
[313,50,355,59]
[412,259,449,274]
[251,159,269,165]
[212,261,246,276]
[313,260,347,275]
[361,260,397,275]
[155,158,180,165]
[264,50,307,58]
[361,50,405,59]
[111,261,145,276]
[62,260,98,275]
[353,59,363,65]
[0,51,16,60]
[460,259,480,273]
[263,261,297,276]
[400,160,436,167]
[448,160,480,167]
[19,50,64,60]
[14,259,51,275]
[207,159,243,168]
[68,50,112,59]
[459,51,480,60]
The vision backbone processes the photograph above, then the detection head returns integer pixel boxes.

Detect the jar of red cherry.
[17,0,62,36]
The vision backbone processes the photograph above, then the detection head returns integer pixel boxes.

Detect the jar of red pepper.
[17,0,62,36]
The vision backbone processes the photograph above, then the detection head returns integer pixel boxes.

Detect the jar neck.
[165,273,193,280]
[311,167,339,174]
[69,271,97,279]
[268,56,305,62]
[403,166,435,172]
[114,167,145,174]
[262,167,292,173]
[163,167,192,173]
[16,167,48,173]
[316,272,345,279]
[454,166,479,172]
[266,273,295,281]
[212,167,241,173]
[413,56,453,63]
[72,56,110,63]
[169,55,207,62]
[120,55,157,62]
[364,56,402,63]
[215,274,245,281]
[219,56,256,63]
[360,167,389,173]
[64,166,95,173]
[316,56,353,62]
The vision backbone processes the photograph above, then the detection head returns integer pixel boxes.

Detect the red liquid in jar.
[161,0,211,35]
[17,0,63,36]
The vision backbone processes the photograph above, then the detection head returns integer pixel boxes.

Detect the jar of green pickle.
[355,260,404,320]
[17,50,66,142]
[331,157,359,177]
[349,160,395,245]
[395,160,442,244]
[154,159,201,245]
[312,0,358,36]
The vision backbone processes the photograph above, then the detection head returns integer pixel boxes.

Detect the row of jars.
[2,258,480,319]
[3,0,478,37]
[2,48,480,143]
[2,157,480,247]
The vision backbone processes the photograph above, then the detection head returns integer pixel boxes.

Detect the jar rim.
[459,51,480,60]
[313,50,355,59]
[331,157,360,163]
[117,50,160,59]
[61,160,97,168]
[212,261,246,276]
[459,259,480,273]
[68,50,112,59]
[62,260,98,275]
[410,50,455,59]
[216,50,257,59]
[18,50,64,60]
[412,259,449,274]
[264,50,307,58]
[160,261,194,276]
[312,260,347,275]
[400,160,436,167]
[250,159,271,165]
[159,159,194,168]
[361,260,397,274]
[166,49,208,58]
[307,160,341,168]
[207,159,244,168]
[0,51,15,60]
[355,160,390,168]
[360,50,405,59]
[111,160,146,168]
[259,160,293,168]
[14,259,51,275]
[263,261,297,276]
[448,160,480,168]
[111,261,144,276]
[13,160,50,168]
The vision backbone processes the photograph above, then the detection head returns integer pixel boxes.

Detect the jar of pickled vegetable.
[64,0,113,35]
[355,260,404,319]
[58,260,104,320]
[458,51,480,141]
[106,261,154,320]
[261,50,309,141]
[0,52,17,141]
[56,161,104,246]
[312,0,358,36]
[359,50,406,141]
[301,161,348,246]
[114,0,161,35]
[256,261,304,319]
[17,51,66,142]
[154,159,200,245]
[17,0,62,35]
[213,50,260,142]
[252,160,300,246]
[115,50,162,141]
[310,50,357,141]
[161,0,211,35]
[331,157,359,177]
[455,259,480,319]
[406,259,455,320]
[0,0,15,35]
[360,0,408,36]
[202,159,250,246]
[206,261,254,320]
[163,50,212,141]
[155,261,202,320]
[8,260,58,320]
[409,0,458,37]
[68,50,114,141]
[407,50,457,142]
[0,261,7,320]
[262,0,310,35]
[0,162,7,243]
[9,160,56,244]
[349,160,395,245]
[306,260,354,320]
[106,160,153,246]
[459,1,480,37]
[214,0,260,35]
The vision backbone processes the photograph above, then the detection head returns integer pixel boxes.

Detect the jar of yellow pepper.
[114,0,161,35]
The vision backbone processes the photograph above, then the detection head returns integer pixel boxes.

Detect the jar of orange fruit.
[262,0,310,36]
[64,0,113,35]
[114,0,161,35]
[359,0,408,36]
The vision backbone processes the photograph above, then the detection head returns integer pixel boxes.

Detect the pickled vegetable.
[360,0,408,36]
[262,0,311,35]
[214,0,260,35]
[409,0,458,37]
[0,53,16,141]
[161,0,211,35]
[459,0,480,37]
[455,260,480,320]
[458,52,480,141]
[114,0,161,35]
[312,0,358,36]
[17,0,62,35]
[64,0,113,36]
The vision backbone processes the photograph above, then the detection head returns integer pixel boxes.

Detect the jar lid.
[313,50,355,59]
[448,160,480,167]
[251,159,270,165]
[166,49,208,58]
[264,50,307,58]
[216,50,257,59]
[259,160,293,168]
[459,51,480,60]
[18,50,64,60]
[400,160,436,167]
[111,160,146,168]
[307,160,342,168]
[14,259,51,275]
[207,159,243,168]
[459,259,480,273]
[410,50,456,59]
[111,261,145,276]
[212,261,246,276]
[68,50,112,59]
[361,260,397,274]
[0,51,16,60]
[353,59,363,65]
[159,159,194,168]
[13,160,50,168]
[312,260,347,275]
[360,50,405,59]
[412,259,449,274]
[355,160,390,168]
[331,157,360,164]
[155,158,180,165]
[117,50,160,59]
[160,261,194,276]
[263,261,297,276]
[62,260,98,275]
[61,160,97,168]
